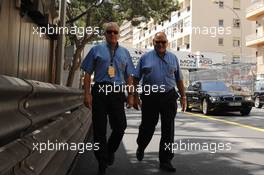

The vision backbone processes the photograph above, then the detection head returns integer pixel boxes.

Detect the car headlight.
[244,96,252,101]
[209,96,220,103]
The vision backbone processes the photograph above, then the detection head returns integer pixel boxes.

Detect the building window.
[233,0,240,10]
[172,41,177,49]
[233,19,240,28]
[219,19,224,27]
[232,56,240,63]
[233,37,240,47]
[219,1,224,8]
[218,38,224,46]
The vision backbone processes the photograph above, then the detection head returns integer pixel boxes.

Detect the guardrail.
[0,75,91,175]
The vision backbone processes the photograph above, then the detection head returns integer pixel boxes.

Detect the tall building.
[246,0,264,82]
[133,0,256,64]
[119,20,133,47]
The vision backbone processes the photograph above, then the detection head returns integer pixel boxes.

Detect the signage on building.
[180,58,213,69]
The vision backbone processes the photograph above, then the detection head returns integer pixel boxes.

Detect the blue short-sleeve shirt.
[135,50,183,92]
[81,43,135,85]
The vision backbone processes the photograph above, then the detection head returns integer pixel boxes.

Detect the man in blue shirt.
[81,22,135,175]
[134,32,186,172]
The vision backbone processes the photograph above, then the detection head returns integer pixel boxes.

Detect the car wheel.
[240,107,252,116]
[254,96,263,108]
[202,99,210,115]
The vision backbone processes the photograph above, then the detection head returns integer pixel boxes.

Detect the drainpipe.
[56,0,67,85]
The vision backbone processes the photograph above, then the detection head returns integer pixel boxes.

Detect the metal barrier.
[189,63,256,92]
[0,75,92,175]
[0,75,32,146]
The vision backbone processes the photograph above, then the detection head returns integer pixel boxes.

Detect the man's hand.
[180,96,186,112]
[84,94,92,110]
[127,94,134,108]
[133,95,141,110]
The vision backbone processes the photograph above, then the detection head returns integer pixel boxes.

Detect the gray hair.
[103,22,120,33]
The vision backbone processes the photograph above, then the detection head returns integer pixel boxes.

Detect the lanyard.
[107,44,118,66]
[155,51,167,64]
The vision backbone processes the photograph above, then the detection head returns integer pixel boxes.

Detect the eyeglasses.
[155,40,167,44]
[106,30,119,35]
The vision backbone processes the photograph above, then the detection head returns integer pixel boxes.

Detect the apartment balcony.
[246,33,264,47]
[177,43,190,51]
[246,0,264,21]
[257,64,264,75]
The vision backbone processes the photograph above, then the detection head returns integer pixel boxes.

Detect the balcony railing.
[246,33,264,42]
[247,0,264,14]
[177,44,190,51]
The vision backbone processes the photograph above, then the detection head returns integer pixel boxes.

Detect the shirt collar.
[154,49,168,63]
[106,42,119,50]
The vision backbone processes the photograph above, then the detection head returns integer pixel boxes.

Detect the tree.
[65,0,179,87]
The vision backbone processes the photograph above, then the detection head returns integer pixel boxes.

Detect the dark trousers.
[91,83,127,165]
[137,89,177,163]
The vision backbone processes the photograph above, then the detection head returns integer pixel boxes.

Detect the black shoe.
[97,164,107,175]
[107,153,115,166]
[159,161,176,172]
[136,148,144,161]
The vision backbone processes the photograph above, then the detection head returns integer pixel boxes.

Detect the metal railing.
[0,75,91,175]
[189,63,257,93]
[246,33,264,43]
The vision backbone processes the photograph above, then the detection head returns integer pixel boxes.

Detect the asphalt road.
[70,107,264,175]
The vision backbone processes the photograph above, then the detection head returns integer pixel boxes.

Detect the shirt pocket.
[166,64,176,79]
[141,67,152,75]
[116,58,126,72]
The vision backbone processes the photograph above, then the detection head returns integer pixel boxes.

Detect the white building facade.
[133,0,256,64]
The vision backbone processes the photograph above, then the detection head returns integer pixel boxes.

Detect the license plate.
[228,102,241,106]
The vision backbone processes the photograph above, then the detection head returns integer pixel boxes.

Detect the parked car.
[253,89,264,108]
[186,81,254,116]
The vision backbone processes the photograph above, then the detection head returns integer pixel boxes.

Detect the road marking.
[184,112,264,133]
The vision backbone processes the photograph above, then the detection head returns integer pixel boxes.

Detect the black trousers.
[137,89,177,163]
[91,83,127,165]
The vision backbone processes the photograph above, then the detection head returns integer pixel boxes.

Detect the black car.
[253,89,264,108]
[186,81,254,116]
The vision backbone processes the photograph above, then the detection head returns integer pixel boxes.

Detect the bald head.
[154,32,168,41]
[153,32,168,55]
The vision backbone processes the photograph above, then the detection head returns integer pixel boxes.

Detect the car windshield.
[201,82,229,92]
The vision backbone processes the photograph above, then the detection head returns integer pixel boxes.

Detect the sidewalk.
[69,109,174,175]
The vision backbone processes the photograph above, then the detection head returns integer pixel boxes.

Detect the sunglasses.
[155,40,167,44]
[106,30,119,35]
